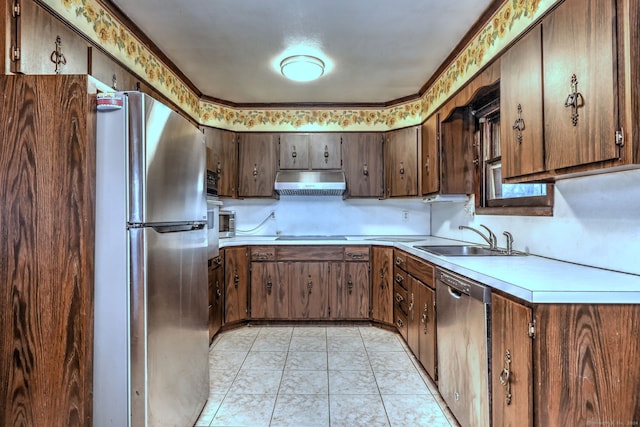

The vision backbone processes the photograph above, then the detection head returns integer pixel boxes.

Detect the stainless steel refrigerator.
[94,92,209,426]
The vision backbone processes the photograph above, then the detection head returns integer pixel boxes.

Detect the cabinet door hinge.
[13,1,21,17]
[615,129,624,148]
[528,320,536,339]
[11,46,20,61]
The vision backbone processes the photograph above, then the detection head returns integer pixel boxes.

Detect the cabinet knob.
[216,161,222,175]
[324,145,329,162]
[424,156,430,173]
[252,164,258,178]
[347,278,353,293]
[399,161,405,175]
[233,270,239,288]
[363,163,369,176]
[266,277,273,294]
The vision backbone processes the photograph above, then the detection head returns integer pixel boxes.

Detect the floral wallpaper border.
[42,0,558,132]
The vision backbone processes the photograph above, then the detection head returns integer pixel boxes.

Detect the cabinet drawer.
[394,283,409,316]
[394,250,408,271]
[407,255,435,289]
[277,245,344,261]
[251,246,276,261]
[345,246,370,261]
[394,268,408,291]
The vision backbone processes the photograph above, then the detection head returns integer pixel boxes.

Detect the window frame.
[472,99,553,216]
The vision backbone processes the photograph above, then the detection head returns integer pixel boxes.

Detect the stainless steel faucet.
[458,224,497,249]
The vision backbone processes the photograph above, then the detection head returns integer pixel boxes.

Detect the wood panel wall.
[0,74,95,426]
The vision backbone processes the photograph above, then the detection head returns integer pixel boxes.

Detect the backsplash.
[431,169,640,275]
[219,197,430,237]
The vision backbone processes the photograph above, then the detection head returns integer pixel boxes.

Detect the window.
[473,97,553,216]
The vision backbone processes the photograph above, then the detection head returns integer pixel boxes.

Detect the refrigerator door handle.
[150,223,206,233]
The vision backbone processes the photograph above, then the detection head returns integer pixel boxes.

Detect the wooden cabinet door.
[421,114,440,195]
[491,294,533,427]
[238,133,277,197]
[310,133,342,169]
[11,0,88,74]
[500,26,545,179]
[439,107,474,194]
[406,276,420,356]
[342,133,384,198]
[385,126,418,197]
[205,127,238,197]
[542,0,619,170]
[371,246,394,324]
[417,281,437,381]
[224,246,248,323]
[331,261,370,319]
[208,257,224,340]
[89,47,138,91]
[288,262,329,319]
[279,133,310,169]
[250,262,288,319]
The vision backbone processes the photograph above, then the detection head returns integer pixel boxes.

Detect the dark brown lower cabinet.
[289,262,330,319]
[491,293,533,427]
[371,246,394,324]
[250,261,288,319]
[208,255,225,342]
[416,281,436,381]
[331,261,370,319]
[224,246,249,323]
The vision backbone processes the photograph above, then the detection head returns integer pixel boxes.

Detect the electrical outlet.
[402,210,409,222]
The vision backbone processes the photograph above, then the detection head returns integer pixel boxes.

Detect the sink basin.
[415,245,525,256]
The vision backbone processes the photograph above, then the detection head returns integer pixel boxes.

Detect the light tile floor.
[195,325,459,427]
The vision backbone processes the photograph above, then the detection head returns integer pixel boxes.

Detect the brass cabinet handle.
[292,145,297,158]
[421,303,428,334]
[233,270,239,288]
[363,163,369,176]
[396,318,404,328]
[216,161,222,176]
[347,278,353,293]
[216,288,222,298]
[324,145,329,162]
[252,164,258,178]
[266,276,273,294]
[564,73,583,126]
[395,273,404,284]
[512,104,525,144]
[395,257,403,266]
[409,293,414,320]
[346,252,364,259]
[399,161,405,175]
[424,156,430,173]
[307,276,313,294]
[395,293,404,303]
[50,35,67,74]
[499,349,513,406]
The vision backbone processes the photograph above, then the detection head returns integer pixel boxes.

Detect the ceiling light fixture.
[280,55,325,82]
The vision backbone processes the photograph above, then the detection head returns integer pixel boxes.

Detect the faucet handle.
[503,231,514,255]
[479,224,497,249]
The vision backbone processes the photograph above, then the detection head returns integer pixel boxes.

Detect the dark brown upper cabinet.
[342,132,384,198]
[204,127,238,198]
[384,126,419,197]
[279,133,342,170]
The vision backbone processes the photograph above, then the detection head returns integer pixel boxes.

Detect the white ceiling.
[110,0,494,105]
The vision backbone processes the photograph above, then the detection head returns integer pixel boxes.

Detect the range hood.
[274,170,346,196]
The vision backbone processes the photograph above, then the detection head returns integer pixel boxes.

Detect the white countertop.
[219,235,640,304]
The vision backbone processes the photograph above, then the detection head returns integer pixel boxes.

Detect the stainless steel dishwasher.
[436,268,491,427]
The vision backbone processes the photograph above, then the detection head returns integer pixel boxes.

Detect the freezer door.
[129,226,209,427]
[127,92,206,224]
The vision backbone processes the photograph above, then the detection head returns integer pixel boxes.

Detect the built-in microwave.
[206,198,222,259]
[219,210,236,238]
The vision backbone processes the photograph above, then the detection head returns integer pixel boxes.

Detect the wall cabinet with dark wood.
[89,47,138,91]
[204,127,238,197]
[342,132,384,198]
[0,74,95,426]
[500,0,633,181]
[238,133,277,197]
[438,106,474,195]
[421,113,440,196]
[8,0,89,75]
[384,126,419,197]
[224,246,249,323]
[279,133,341,170]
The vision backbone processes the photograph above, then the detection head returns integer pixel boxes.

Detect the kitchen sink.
[415,245,526,256]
